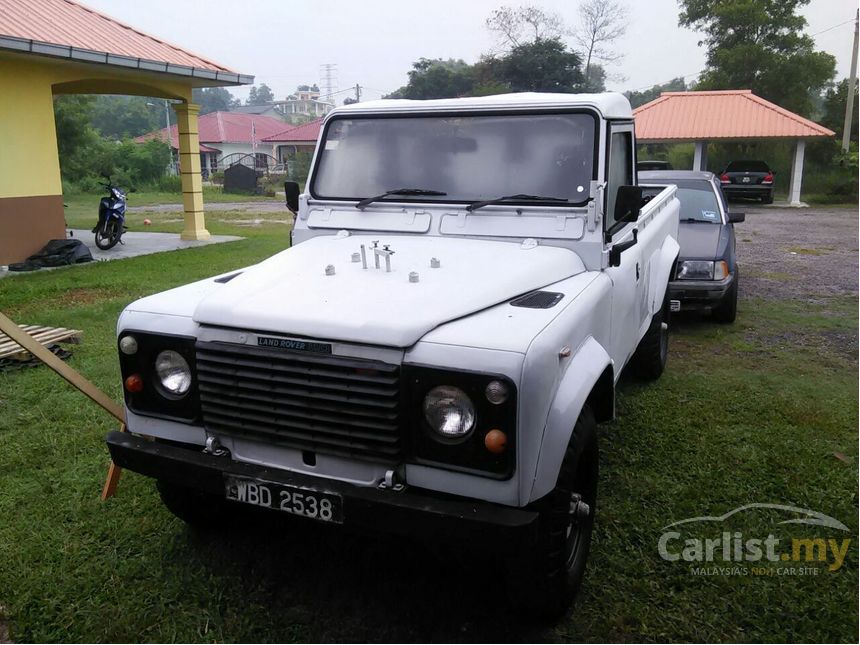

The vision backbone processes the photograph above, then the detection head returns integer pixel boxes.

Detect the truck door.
[603,121,646,369]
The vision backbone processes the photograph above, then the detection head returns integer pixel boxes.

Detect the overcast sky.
[82,0,857,103]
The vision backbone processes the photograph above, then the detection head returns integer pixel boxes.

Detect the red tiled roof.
[633,90,835,142]
[137,112,293,146]
[264,118,323,143]
[0,0,233,73]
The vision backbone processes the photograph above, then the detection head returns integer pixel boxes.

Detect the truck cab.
[107,92,680,617]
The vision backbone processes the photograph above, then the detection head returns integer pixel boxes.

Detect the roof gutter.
[0,35,254,85]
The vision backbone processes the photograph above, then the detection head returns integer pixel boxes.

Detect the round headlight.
[422,385,475,439]
[155,350,191,396]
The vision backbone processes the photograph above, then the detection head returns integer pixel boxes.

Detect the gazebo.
[0,0,253,265]
[633,90,835,205]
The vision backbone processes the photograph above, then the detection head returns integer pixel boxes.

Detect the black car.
[719,160,774,204]
[639,170,744,322]
[637,160,673,172]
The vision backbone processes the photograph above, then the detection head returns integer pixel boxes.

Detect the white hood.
[193,234,585,347]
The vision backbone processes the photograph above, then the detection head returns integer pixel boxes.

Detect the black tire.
[761,193,773,205]
[156,480,229,529]
[95,219,120,250]
[506,406,599,620]
[712,270,739,323]
[631,290,669,380]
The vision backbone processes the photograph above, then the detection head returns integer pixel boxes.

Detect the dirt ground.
[735,203,858,302]
[728,203,859,358]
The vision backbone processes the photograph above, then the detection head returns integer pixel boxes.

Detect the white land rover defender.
[107,93,680,617]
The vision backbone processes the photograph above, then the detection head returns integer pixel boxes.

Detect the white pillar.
[788,140,806,206]
[693,141,708,171]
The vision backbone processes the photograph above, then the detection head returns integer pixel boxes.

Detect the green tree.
[625,77,687,108]
[246,83,275,105]
[90,95,161,139]
[820,78,859,144]
[582,63,607,92]
[679,0,836,116]
[488,38,585,93]
[53,95,100,181]
[387,59,476,99]
[193,87,240,114]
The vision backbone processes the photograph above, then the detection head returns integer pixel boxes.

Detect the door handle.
[609,229,638,267]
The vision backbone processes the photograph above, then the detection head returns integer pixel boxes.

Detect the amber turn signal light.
[124,374,144,393]
[484,429,507,454]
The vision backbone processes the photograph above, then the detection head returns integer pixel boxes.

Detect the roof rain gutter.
[0,35,254,85]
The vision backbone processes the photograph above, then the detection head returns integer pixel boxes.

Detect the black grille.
[195,341,402,461]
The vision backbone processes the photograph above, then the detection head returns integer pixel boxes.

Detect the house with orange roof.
[0,0,253,264]
[137,111,294,176]
[264,118,324,165]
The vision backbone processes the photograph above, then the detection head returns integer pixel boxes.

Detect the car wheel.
[761,193,773,205]
[631,289,670,380]
[712,270,739,323]
[157,480,231,529]
[505,405,598,620]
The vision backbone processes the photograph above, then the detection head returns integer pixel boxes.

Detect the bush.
[289,152,313,183]
[153,175,183,192]
[260,172,290,196]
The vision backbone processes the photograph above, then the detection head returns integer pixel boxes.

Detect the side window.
[605,130,633,232]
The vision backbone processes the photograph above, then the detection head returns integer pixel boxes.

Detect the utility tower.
[320,64,338,103]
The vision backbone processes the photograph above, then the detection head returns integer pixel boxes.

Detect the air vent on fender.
[510,291,564,309]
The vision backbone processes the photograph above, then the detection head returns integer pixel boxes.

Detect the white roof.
[330,92,632,119]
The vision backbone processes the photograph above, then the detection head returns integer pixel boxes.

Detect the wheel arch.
[527,336,613,503]
[648,235,681,315]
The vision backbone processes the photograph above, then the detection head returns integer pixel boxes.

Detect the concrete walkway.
[1,229,242,278]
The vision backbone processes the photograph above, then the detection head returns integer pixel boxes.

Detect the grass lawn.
[61,187,275,219]
[0,208,856,642]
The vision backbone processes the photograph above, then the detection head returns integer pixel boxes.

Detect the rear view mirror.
[728,212,745,223]
[614,185,643,224]
[284,181,300,213]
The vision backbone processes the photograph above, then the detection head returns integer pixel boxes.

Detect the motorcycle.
[92,177,128,250]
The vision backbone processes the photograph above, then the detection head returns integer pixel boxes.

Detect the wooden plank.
[0,311,125,423]
[0,326,83,359]
[101,423,127,500]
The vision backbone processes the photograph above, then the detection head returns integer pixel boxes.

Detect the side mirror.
[284,181,300,213]
[614,185,643,224]
[728,212,745,223]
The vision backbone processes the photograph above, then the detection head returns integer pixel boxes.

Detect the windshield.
[311,112,596,205]
[675,182,723,223]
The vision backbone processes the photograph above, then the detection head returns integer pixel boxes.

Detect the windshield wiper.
[681,217,720,224]
[466,193,580,212]
[355,188,447,209]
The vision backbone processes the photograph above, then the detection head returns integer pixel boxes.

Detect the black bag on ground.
[7,239,93,272]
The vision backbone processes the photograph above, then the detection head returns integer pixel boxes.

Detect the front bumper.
[106,431,538,550]
[669,274,733,308]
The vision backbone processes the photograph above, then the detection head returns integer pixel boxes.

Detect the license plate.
[224,475,343,523]
[742,176,751,183]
